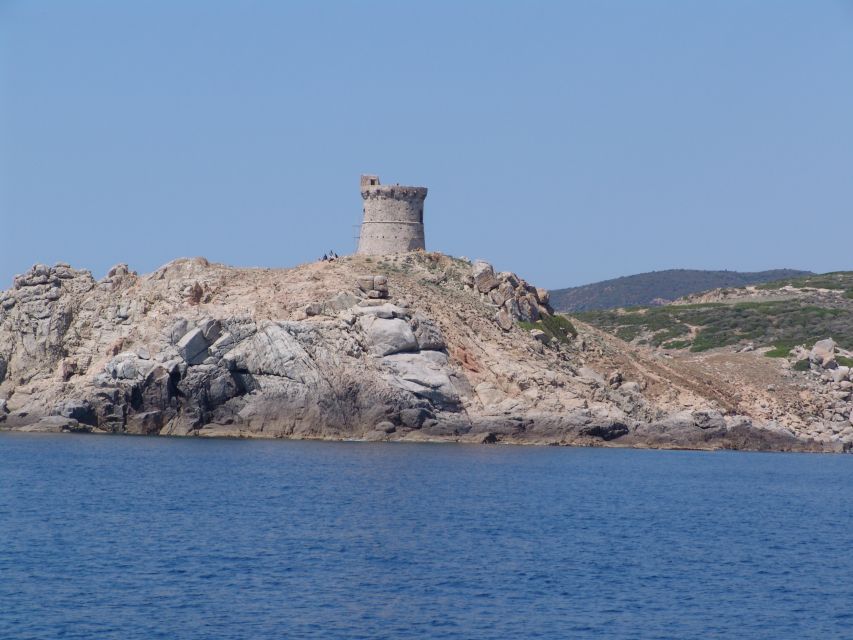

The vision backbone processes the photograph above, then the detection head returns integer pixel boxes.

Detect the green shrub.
[838,356,853,367]
[579,296,853,354]
[793,359,811,371]
[764,340,805,358]
[764,344,792,358]
[757,271,853,291]
[662,339,691,350]
[543,313,577,339]
[519,314,577,345]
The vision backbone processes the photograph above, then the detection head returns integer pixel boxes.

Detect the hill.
[550,269,812,312]
[0,255,848,452]
[572,271,853,354]
[570,271,853,446]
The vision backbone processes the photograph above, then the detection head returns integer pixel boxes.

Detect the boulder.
[209,332,236,359]
[105,352,153,380]
[495,308,514,332]
[517,295,540,322]
[55,399,97,425]
[13,264,52,288]
[472,261,499,293]
[489,282,514,307]
[382,351,459,406]
[326,291,361,313]
[198,318,222,342]
[356,275,389,299]
[399,407,434,429]
[830,367,850,383]
[608,370,623,388]
[107,263,131,278]
[376,421,396,434]
[810,339,837,368]
[580,421,629,441]
[504,297,520,319]
[356,276,376,292]
[693,410,726,431]
[498,272,520,288]
[410,313,446,351]
[176,328,211,365]
[360,316,418,357]
[304,302,324,317]
[374,276,389,296]
[167,318,190,344]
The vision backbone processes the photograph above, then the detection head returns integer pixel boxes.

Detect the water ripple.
[1,434,852,639]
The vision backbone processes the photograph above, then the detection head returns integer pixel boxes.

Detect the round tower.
[357,175,427,255]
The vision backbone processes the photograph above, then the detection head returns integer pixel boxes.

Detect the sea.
[1,433,851,639]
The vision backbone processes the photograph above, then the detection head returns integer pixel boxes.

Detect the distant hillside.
[551,269,812,312]
[573,271,853,354]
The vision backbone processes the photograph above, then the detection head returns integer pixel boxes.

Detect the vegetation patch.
[838,356,853,368]
[519,314,577,345]
[793,359,811,372]
[765,343,795,358]
[662,339,692,350]
[756,271,853,291]
[574,299,853,353]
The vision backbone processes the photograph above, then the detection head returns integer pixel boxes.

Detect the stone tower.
[356,175,427,255]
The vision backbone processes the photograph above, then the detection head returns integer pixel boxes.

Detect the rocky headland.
[0,253,848,452]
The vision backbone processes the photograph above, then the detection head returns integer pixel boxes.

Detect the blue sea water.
[1,434,852,639]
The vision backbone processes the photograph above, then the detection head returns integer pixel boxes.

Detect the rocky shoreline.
[1,254,849,453]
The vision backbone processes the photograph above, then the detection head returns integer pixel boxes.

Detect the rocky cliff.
[0,253,843,452]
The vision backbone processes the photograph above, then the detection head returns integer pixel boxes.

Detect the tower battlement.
[356,175,427,255]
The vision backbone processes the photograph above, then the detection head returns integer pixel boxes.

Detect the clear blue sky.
[1,1,851,289]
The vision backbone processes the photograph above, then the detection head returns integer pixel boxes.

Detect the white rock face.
[359,316,418,357]
[382,351,458,406]
[223,322,319,382]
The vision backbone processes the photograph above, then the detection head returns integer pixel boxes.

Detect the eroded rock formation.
[0,254,843,451]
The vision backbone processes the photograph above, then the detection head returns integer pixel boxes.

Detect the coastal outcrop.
[0,254,844,452]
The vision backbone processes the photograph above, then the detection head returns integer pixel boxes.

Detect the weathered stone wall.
[357,176,427,255]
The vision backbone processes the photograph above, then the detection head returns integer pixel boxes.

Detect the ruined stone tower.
[356,175,427,255]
